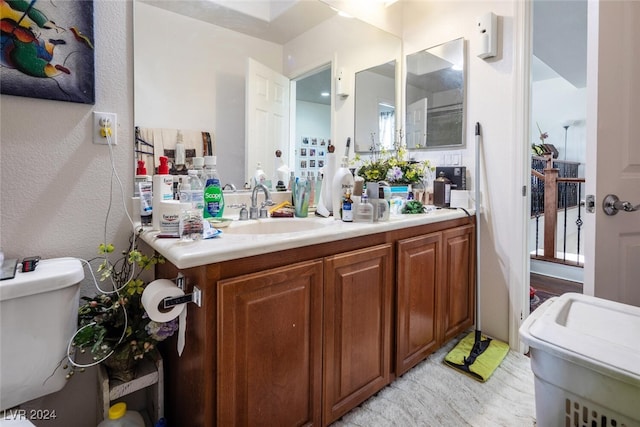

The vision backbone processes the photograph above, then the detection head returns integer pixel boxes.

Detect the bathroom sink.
[223,218,329,235]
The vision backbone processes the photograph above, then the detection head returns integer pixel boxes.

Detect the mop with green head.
[444,122,509,382]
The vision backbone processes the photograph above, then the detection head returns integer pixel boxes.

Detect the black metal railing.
[531,155,585,266]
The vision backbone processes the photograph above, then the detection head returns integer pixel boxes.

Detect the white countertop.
[139,208,474,269]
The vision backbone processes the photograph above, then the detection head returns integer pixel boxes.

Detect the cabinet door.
[396,232,442,376]
[323,244,393,425]
[218,260,323,427]
[441,224,475,342]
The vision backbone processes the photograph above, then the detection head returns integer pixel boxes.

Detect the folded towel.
[444,331,509,382]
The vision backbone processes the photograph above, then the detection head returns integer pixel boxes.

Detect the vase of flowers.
[354,134,434,187]
[70,235,178,382]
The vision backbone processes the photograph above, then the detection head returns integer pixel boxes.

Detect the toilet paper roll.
[142,279,187,355]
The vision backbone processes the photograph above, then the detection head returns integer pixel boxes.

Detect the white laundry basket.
[520,293,640,427]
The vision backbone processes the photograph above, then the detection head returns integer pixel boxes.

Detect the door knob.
[603,194,640,216]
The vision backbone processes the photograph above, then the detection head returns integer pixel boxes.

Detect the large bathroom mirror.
[134,0,401,189]
[354,61,397,153]
[405,38,465,150]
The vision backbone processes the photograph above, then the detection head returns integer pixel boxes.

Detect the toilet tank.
[0,257,84,411]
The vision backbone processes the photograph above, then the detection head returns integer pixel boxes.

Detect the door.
[585,2,640,306]
[217,260,323,426]
[246,58,290,186]
[396,233,442,376]
[323,244,392,425]
[406,98,427,149]
[441,224,476,342]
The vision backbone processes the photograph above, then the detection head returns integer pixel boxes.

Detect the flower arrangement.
[70,235,177,380]
[354,133,434,185]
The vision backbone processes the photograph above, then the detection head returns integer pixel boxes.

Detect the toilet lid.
[0,257,84,301]
[0,418,36,426]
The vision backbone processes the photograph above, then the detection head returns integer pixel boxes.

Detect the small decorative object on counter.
[354,193,374,222]
[433,172,452,208]
[402,200,427,214]
[179,209,204,242]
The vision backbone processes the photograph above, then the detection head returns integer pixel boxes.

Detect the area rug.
[331,334,536,427]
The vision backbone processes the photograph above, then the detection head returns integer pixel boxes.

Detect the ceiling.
[533,0,587,88]
[142,0,586,106]
[141,0,338,44]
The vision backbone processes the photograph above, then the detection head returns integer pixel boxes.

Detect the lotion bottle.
[253,162,268,189]
[331,156,354,220]
[134,160,151,197]
[152,156,173,230]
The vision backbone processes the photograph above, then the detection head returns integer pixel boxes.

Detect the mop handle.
[475,122,482,332]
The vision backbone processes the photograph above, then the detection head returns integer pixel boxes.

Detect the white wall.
[531,73,587,165]
[402,1,520,342]
[284,15,403,157]
[0,2,132,426]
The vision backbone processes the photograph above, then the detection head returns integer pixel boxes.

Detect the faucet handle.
[239,204,249,220]
[259,205,269,218]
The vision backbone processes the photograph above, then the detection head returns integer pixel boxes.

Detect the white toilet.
[0,257,84,413]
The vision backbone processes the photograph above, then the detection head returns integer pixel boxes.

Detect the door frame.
[510,0,533,352]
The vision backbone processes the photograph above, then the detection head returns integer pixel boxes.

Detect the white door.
[246,58,290,186]
[584,1,640,306]
[406,98,427,149]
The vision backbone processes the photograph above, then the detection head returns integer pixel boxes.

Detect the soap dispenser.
[152,156,174,230]
[134,160,151,197]
[253,162,268,189]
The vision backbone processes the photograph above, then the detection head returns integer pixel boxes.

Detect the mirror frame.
[405,37,465,150]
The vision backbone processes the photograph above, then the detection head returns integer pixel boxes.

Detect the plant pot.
[103,347,137,383]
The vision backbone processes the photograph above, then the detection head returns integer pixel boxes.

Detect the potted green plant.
[354,136,434,186]
[69,235,177,382]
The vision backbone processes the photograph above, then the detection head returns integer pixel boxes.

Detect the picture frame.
[0,1,95,104]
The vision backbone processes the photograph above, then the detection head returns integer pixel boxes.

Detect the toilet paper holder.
[162,273,202,309]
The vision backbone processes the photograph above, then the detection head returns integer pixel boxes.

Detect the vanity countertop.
[139,208,474,269]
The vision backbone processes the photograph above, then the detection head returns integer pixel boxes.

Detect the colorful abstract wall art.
[1,0,95,104]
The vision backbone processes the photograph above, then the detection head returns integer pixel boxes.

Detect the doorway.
[528,0,588,313]
[291,65,332,179]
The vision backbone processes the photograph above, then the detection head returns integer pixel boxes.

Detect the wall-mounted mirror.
[354,61,397,153]
[405,38,465,150]
[134,0,401,190]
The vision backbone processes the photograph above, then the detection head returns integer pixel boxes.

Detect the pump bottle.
[152,156,173,230]
[134,160,151,197]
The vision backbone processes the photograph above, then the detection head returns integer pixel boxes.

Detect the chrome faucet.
[250,183,274,219]
[222,183,237,192]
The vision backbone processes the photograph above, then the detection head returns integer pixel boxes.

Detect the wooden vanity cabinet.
[323,244,393,424]
[217,260,324,426]
[395,232,442,376]
[156,217,474,427]
[395,224,475,376]
[441,224,475,342]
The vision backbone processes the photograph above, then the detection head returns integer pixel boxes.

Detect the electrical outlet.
[93,112,117,145]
